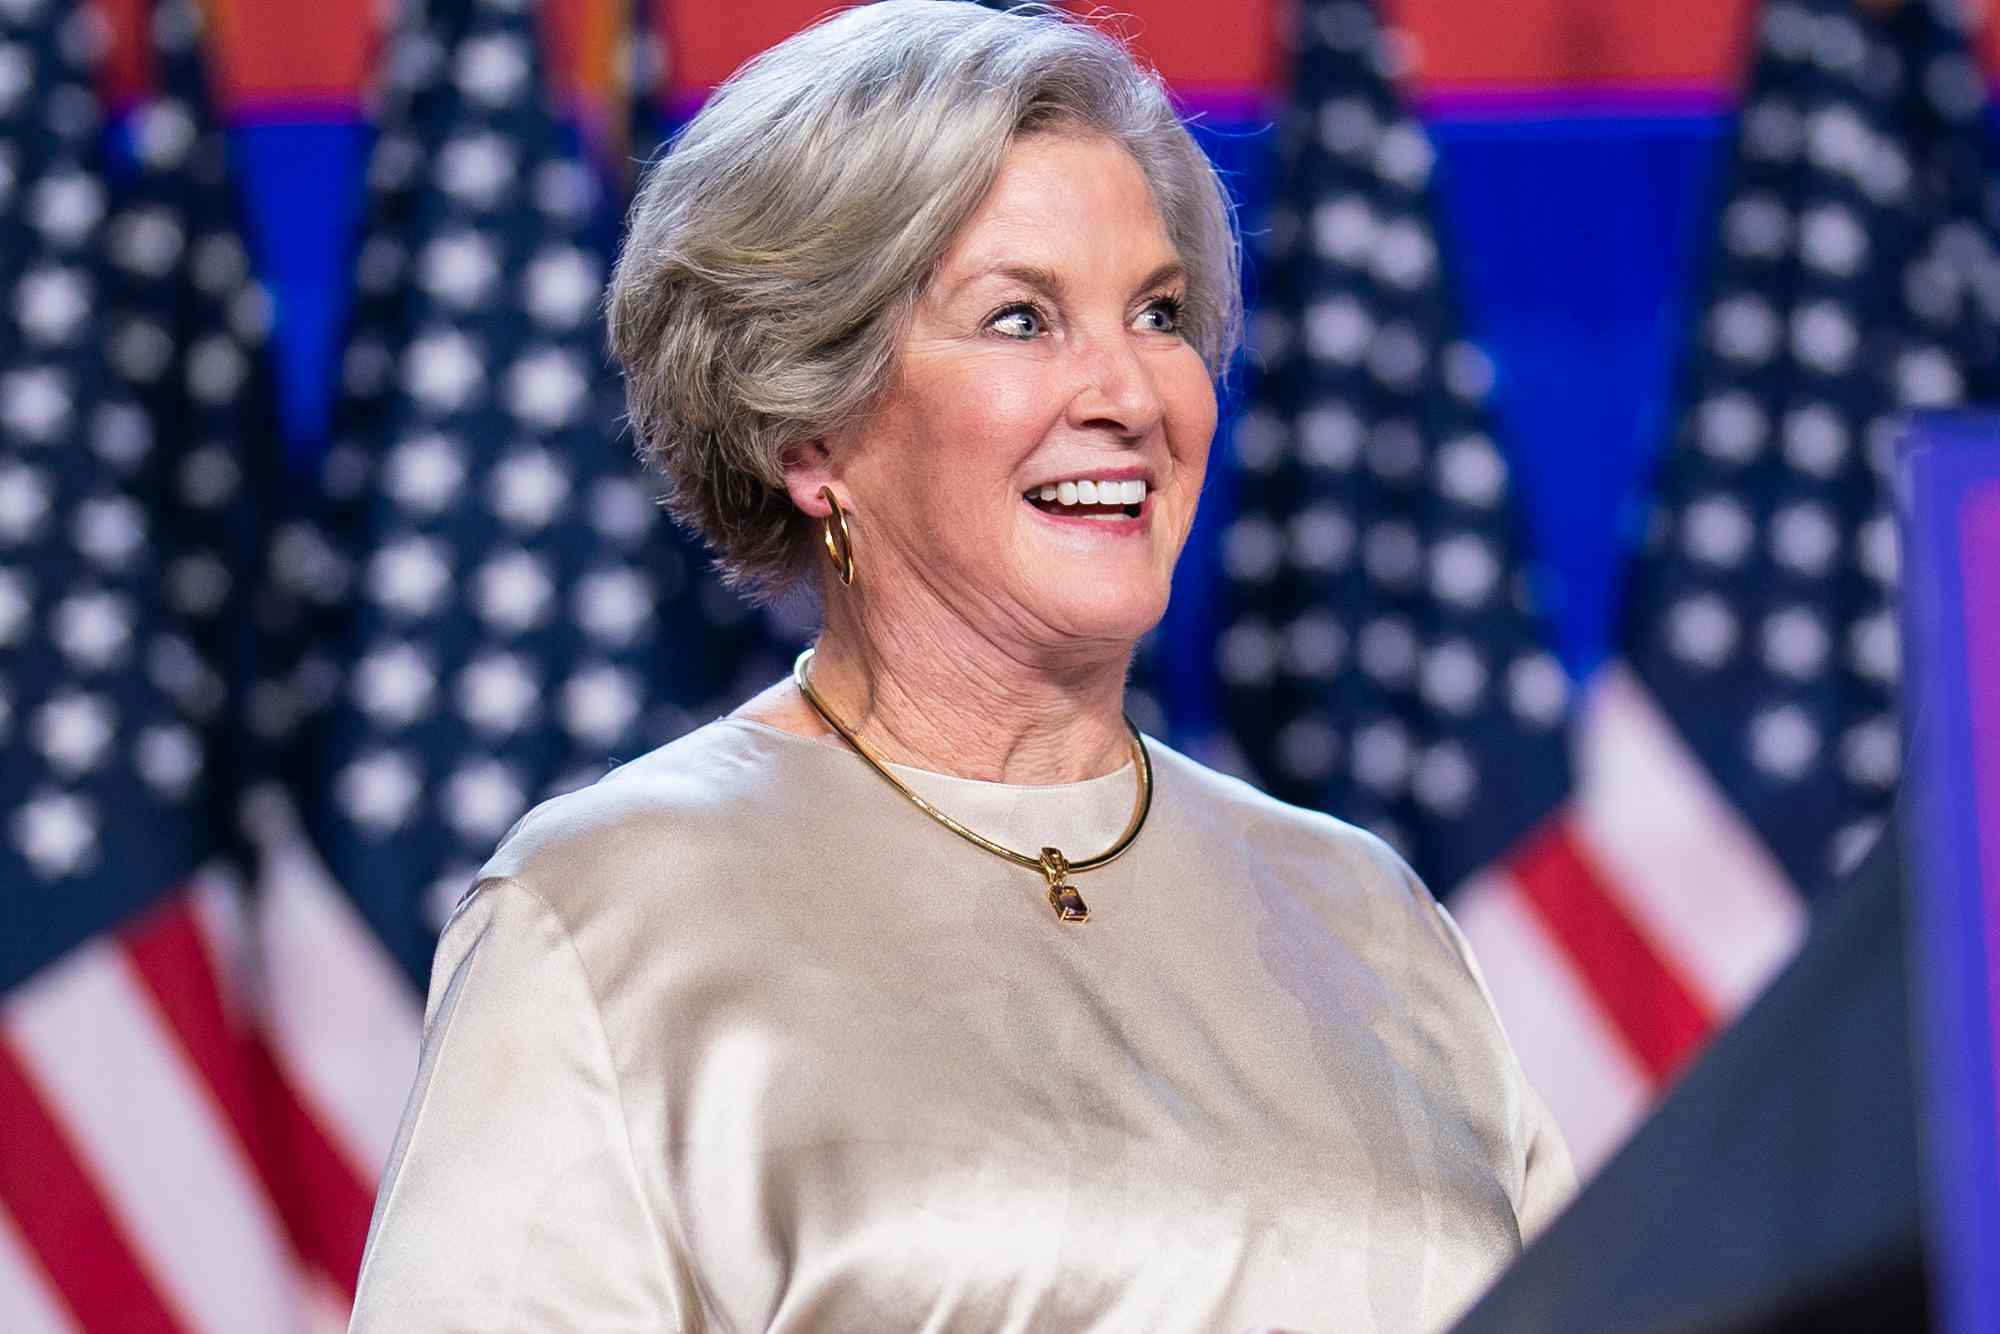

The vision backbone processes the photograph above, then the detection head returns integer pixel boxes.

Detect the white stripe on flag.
[1572,665,1806,1012]
[1452,867,1653,1176]
[0,1204,77,1334]
[248,789,423,1185]
[303,1267,354,1334]
[186,862,252,1022]
[2,940,298,1334]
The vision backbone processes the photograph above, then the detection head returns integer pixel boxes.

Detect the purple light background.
[1962,483,2000,1171]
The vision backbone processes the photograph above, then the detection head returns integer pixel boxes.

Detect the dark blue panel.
[1156,113,1278,742]
[1900,417,2000,1334]
[1427,113,1731,677]
[228,119,374,466]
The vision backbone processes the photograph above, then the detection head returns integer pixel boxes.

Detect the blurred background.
[3,0,1996,1328]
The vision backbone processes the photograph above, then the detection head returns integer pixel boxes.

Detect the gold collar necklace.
[791,648,1153,922]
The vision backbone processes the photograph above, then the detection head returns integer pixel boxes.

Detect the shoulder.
[1148,735,1421,892]
[1148,734,1471,959]
[460,718,801,927]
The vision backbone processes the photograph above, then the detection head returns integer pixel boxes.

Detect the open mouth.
[1023,477,1147,520]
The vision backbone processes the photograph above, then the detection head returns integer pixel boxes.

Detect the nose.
[1065,327,1166,442]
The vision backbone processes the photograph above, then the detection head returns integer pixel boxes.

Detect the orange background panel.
[1087,1,1282,94]
[544,0,630,159]
[657,0,841,92]
[172,0,627,114]
[657,0,1280,98]
[89,0,2000,117]
[203,0,380,107]
[1386,0,1758,88]
[94,0,151,106]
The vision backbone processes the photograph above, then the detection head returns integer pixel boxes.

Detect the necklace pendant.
[1047,881,1089,922]
[1039,847,1089,923]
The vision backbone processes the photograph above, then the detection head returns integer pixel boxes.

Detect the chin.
[1034,586,1170,649]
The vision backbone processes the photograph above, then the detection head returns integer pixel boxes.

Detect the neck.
[803,579,1136,786]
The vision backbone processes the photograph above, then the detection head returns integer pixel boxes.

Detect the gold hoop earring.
[820,485,855,588]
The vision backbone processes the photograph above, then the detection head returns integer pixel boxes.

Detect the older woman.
[348,3,1573,1331]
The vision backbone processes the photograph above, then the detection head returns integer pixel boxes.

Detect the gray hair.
[606,0,1242,599]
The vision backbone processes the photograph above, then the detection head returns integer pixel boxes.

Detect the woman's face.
[828,132,1217,661]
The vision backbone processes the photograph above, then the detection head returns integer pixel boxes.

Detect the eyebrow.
[946,262,1068,304]
[1131,260,1187,296]
[943,259,1187,304]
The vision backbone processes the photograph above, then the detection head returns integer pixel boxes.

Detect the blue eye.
[991,303,1045,339]
[1139,294,1185,334]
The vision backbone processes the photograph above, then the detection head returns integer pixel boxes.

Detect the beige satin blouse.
[349,718,1572,1333]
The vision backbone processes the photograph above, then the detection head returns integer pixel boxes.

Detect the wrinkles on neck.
[802,564,1139,787]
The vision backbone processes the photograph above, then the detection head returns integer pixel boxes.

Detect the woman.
[349,4,1573,1331]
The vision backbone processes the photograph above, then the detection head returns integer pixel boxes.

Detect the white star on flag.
[12,789,98,879]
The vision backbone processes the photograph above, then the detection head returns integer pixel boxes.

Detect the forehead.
[935,132,1177,274]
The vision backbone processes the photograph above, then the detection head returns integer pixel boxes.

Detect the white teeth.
[1027,478,1150,509]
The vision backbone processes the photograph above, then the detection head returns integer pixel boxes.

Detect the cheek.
[909,363,1064,488]
[866,375,1048,572]
[975,373,1064,451]
[1163,363,1218,476]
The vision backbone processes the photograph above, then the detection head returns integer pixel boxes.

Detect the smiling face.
[809,131,1219,663]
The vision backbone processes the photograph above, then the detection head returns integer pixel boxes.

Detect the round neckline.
[717,715,1141,795]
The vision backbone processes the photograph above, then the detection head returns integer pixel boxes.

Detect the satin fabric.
[350,718,1573,1333]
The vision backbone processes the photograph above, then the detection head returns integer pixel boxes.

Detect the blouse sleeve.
[1513,1079,1575,1243]
[1427,896,1578,1242]
[349,877,690,1333]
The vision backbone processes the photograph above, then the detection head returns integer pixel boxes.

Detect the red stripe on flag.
[246,1035,374,1292]
[0,1036,191,1334]
[1507,817,1718,1083]
[120,895,375,1298]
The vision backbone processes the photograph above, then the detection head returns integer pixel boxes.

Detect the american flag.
[0,0,787,1326]
[1221,0,2000,1174]
[1215,0,1574,893]
[8,0,1998,1326]
[277,0,776,987]
[0,0,369,1328]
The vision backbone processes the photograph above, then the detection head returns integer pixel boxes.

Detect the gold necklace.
[792,648,1153,922]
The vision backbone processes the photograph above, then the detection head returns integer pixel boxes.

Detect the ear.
[780,438,841,517]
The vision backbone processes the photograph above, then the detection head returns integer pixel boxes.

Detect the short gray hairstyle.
[606,0,1242,599]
